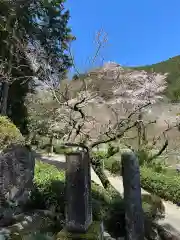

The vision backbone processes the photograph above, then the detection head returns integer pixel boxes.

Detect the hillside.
[72,56,180,101]
[133,55,180,101]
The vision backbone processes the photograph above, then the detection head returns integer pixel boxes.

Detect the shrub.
[30,161,65,213]
[104,157,121,175]
[106,144,119,158]
[140,166,180,204]
[92,151,107,162]
[53,145,70,155]
[150,161,167,174]
[136,148,150,166]
[0,116,24,149]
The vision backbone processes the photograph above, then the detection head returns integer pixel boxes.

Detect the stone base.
[56,221,103,240]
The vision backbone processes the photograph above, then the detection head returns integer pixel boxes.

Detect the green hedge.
[140,167,180,204]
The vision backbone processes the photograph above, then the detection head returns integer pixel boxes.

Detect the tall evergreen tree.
[0,0,74,133]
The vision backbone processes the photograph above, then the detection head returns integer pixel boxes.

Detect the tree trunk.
[92,164,111,189]
[48,135,54,155]
[1,82,9,116]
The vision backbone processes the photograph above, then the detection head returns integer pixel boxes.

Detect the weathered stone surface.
[56,221,103,240]
[121,152,144,240]
[156,223,180,240]
[0,210,59,239]
[65,151,92,233]
[0,144,35,225]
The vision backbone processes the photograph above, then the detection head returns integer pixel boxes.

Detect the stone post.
[65,150,92,233]
[121,152,144,240]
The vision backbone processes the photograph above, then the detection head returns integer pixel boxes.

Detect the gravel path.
[39,153,180,233]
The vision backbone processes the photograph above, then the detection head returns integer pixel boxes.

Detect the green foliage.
[141,194,165,220]
[0,116,24,148]
[30,0,75,76]
[151,161,167,174]
[0,0,75,133]
[30,161,65,212]
[0,1,37,133]
[8,79,35,135]
[92,151,107,162]
[106,144,119,158]
[111,160,121,174]
[104,157,121,175]
[92,147,120,175]
[136,148,150,166]
[53,145,70,155]
[140,166,180,204]
[135,148,166,173]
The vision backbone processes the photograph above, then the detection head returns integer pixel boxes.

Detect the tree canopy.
[0,0,74,133]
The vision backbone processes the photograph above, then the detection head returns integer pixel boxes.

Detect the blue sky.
[65,1,180,74]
